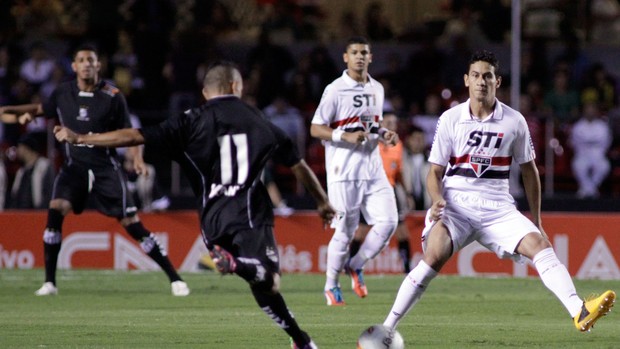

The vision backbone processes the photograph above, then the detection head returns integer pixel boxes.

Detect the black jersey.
[140,95,301,242]
[43,80,131,167]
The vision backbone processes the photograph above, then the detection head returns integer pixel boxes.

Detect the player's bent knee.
[49,199,71,215]
[250,272,280,295]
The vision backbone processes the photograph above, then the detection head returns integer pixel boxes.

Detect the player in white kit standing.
[311,36,399,306]
[382,50,615,332]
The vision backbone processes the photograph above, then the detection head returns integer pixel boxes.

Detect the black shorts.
[210,225,280,274]
[53,162,137,218]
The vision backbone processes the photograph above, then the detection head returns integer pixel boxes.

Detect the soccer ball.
[357,324,405,349]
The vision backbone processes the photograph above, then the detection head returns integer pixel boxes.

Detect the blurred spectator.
[39,64,67,103]
[162,30,203,115]
[588,0,620,44]
[246,30,296,108]
[580,62,617,112]
[438,1,489,49]
[405,36,445,108]
[19,42,55,91]
[520,94,544,155]
[376,52,406,99]
[410,93,442,146]
[0,46,11,105]
[111,29,145,106]
[0,151,6,210]
[263,95,306,213]
[522,0,563,40]
[476,0,511,43]
[193,0,239,40]
[123,149,171,212]
[402,125,430,211]
[120,113,170,212]
[364,1,394,41]
[8,133,55,209]
[260,0,300,45]
[442,34,472,96]
[336,10,360,41]
[263,95,306,157]
[263,162,294,217]
[543,69,580,125]
[569,102,612,198]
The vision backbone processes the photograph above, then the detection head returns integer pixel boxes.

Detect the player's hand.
[17,112,33,125]
[382,130,399,146]
[342,130,368,144]
[317,201,336,227]
[429,199,446,221]
[133,158,149,176]
[53,126,79,144]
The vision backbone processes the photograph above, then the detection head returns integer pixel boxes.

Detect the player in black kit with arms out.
[0,45,189,297]
[53,61,336,349]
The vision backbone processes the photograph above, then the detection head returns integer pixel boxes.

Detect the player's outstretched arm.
[0,103,43,124]
[54,126,145,148]
[290,159,335,225]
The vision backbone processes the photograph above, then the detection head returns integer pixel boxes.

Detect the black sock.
[349,238,362,259]
[398,239,411,273]
[125,222,182,282]
[251,288,311,347]
[44,241,61,284]
[44,209,65,285]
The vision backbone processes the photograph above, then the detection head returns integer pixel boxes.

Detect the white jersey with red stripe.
[311,70,386,183]
[429,98,535,202]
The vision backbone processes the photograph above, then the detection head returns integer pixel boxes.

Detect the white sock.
[383,260,437,329]
[324,231,350,291]
[349,222,396,270]
[533,247,583,317]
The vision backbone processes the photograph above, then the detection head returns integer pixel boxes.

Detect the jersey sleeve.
[140,111,190,154]
[512,115,536,164]
[311,84,337,126]
[269,122,302,167]
[427,113,453,166]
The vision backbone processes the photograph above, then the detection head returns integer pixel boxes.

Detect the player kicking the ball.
[382,50,615,333]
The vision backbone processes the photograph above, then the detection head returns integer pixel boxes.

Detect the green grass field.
[1,269,618,348]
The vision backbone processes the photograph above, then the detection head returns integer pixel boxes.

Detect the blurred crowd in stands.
[1,0,620,211]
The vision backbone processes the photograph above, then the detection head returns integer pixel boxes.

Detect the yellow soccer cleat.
[574,290,616,332]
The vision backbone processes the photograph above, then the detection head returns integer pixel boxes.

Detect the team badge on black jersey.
[77,106,89,121]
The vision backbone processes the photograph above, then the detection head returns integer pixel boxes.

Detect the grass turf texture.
[1,269,618,348]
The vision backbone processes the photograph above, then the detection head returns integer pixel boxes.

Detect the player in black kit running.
[54,61,335,349]
[0,45,189,297]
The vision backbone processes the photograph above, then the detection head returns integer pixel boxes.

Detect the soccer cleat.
[574,290,616,332]
[324,286,345,306]
[171,281,190,296]
[209,245,237,274]
[34,282,58,296]
[345,264,368,298]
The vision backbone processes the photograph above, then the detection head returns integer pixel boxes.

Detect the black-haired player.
[0,44,189,297]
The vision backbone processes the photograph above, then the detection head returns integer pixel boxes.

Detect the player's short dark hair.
[345,36,370,51]
[72,43,99,60]
[203,60,241,90]
[468,50,499,74]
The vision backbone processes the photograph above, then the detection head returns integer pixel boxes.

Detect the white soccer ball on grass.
[357,324,405,349]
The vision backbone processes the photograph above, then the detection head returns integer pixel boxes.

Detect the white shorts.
[328,178,398,233]
[421,191,540,260]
